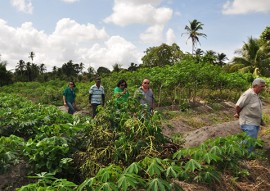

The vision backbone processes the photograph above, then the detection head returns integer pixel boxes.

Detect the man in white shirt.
[89,77,105,117]
[235,78,266,151]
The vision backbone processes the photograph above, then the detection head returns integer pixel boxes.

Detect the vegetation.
[0,22,269,190]
[0,91,264,191]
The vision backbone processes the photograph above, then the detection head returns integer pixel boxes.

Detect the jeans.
[67,102,76,114]
[240,124,259,152]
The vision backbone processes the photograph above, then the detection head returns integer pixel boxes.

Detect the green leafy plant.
[0,135,25,173]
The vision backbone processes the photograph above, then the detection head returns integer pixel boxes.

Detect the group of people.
[63,77,267,152]
[63,78,154,117]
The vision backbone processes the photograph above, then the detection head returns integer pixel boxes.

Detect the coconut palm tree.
[182,19,207,54]
[15,60,26,77]
[29,51,35,63]
[203,50,217,65]
[39,63,46,74]
[216,53,228,67]
[232,37,267,74]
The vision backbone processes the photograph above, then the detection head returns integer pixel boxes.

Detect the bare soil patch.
[161,101,270,191]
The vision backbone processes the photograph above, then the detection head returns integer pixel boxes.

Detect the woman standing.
[63,81,76,114]
[114,79,129,102]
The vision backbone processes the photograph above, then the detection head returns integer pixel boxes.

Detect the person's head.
[142,79,150,89]
[69,81,75,88]
[117,79,127,89]
[95,77,101,87]
[252,78,266,94]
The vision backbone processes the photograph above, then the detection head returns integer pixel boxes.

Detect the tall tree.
[29,51,35,63]
[142,43,183,67]
[61,60,79,79]
[128,62,139,71]
[39,63,46,74]
[15,60,26,77]
[26,62,32,81]
[112,63,122,73]
[87,66,96,81]
[0,61,13,86]
[259,26,270,47]
[79,62,84,74]
[97,66,111,76]
[232,37,262,73]
[182,19,207,54]
[216,53,228,67]
[202,50,217,65]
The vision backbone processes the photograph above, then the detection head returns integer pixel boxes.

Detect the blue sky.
[0,0,269,71]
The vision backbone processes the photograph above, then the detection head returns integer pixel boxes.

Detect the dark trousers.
[91,103,100,117]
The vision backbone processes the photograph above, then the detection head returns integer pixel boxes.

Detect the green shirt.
[63,87,76,103]
[114,87,129,102]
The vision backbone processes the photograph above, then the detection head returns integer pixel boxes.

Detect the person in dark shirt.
[63,81,76,114]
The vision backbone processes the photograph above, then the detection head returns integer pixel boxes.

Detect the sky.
[0,0,269,72]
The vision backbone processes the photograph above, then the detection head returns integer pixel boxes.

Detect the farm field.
[0,15,269,191]
[1,80,270,190]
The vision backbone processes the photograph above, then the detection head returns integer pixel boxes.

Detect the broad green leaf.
[184,159,202,172]
[146,158,164,177]
[96,182,118,191]
[117,173,144,191]
[147,178,170,191]
[77,178,95,191]
[124,162,140,174]
[203,153,220,164]
[209,146,222,156]
[165,165,182,178]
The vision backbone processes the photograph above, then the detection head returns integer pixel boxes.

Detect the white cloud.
[222,0,270,14]
[53,18,109,42]
[166,28,176,45]
[104,0,173,47]
[78,36,143,70]
[0,18,142,71]
[104,0,172,26]
[60,0,80,3]
[10,0,33,14]
[140,25,164,44]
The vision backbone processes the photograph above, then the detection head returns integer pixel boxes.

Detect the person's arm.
[102,94,105,106]
[89,94,92,104]
[152,96,155,110]
[122,88,128,95]
[63,96,67,106]
[234,105,241,118]
[114,87,123,98]
[63,89,67,106]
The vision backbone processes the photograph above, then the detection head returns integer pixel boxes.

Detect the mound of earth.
[161,101,270,191]
[162,101,270,150]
